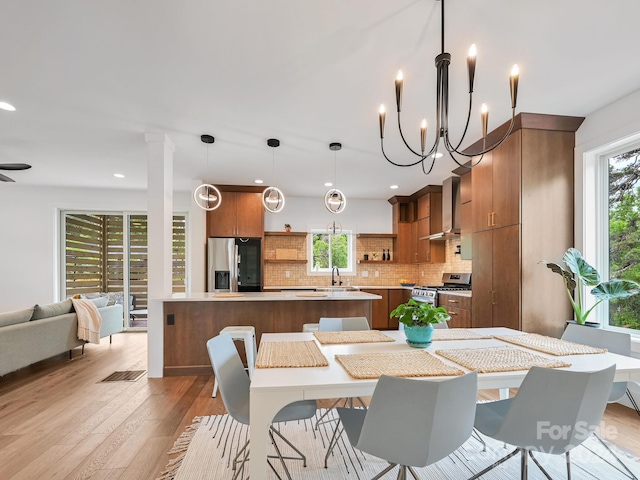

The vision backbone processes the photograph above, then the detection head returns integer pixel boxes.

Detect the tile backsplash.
[264,235,471,287]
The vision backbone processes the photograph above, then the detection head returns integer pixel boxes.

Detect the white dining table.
[248,327,640,479]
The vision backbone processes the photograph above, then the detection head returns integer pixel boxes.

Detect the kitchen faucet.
[331,266,342,286]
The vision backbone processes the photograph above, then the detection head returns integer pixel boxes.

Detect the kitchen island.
[161,291,381,376]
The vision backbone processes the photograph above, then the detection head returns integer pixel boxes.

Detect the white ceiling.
[1,0,640,200]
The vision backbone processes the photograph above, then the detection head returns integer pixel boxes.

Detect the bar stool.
[212,325,257,398]
[302,323,319,332]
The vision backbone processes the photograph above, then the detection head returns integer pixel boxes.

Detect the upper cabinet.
[471,133,521,233]
[207,191,264,237]
[389,187,444,264]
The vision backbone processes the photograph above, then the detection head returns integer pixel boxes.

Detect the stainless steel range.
[411,273,472,306]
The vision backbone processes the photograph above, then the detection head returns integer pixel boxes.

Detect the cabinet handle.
[491,290,497,305]
[449,311,458,316]
[491,212,496,226]
[487,212,492,227]
[447,299,458,303]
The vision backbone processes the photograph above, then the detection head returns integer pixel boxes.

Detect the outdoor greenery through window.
[310,229,353,273]
[608,147,640,330]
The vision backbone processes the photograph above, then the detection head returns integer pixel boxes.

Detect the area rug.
[158,409,640,479]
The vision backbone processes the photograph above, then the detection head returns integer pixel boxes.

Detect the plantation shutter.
[65,214,105,297]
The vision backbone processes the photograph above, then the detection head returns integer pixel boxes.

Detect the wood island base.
[163,298,373,376]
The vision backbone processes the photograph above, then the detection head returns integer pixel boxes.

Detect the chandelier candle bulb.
[379,105,386,138]
[481,103,489,139]
[395,70,403,112]
[420,119,427,153]
[467,44,477,92]
[510,64,519,109]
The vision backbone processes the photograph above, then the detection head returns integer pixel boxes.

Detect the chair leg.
[626,389,640,418]
[324,420,344,468]
[270,426,307,467]
[471,428,487,452]
[407,466,420,479]
[521,448,528,480]
[528,450,553,480]
[269,430,293,480]
[588,432,638,479]
[566,451,571,480]
[372,462,398,480]
[314,399,342,429]
[468,447,520,479]
[109,334,112,344]
[81,344,85,355]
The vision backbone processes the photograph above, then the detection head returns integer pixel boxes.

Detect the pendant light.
[324,142,346,214]
[262,138,285,213]
[193,134,222,211]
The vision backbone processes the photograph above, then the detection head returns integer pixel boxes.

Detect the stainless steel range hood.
[423,176,460,241]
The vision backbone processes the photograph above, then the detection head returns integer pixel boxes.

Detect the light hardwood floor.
[0,332,638,480]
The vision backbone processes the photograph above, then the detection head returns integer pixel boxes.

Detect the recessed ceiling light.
[390,185,399,189]
[324,182,333,187]
[114,173,125,178]
[0,101,16,111]
[254,179,264,184]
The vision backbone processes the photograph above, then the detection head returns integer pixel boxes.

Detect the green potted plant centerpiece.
[544,247,640,326]
[390,299,450,347]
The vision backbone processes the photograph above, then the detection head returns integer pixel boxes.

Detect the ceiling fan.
[0,163,31,182]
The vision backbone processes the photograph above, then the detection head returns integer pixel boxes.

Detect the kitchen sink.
[314,286,360,292]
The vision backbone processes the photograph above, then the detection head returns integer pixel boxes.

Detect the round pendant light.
[324,142,347,214]
[262,138,286,213]
[193,134,222,211]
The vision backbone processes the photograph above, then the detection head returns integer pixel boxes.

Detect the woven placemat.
[255,341,329,368]
[435,346,571,373]
[494,333,608,356]
[431,329,492,341]
[335,351,464,379]
[313,330,395,345]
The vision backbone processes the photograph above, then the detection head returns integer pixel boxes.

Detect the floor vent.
[99,370,146,382]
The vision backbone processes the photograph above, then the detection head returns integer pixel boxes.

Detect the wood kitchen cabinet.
[438,292,472,328]
[390,189,444,264]
[360,288,411,330]
[467,113,584,336]
[207,191,263,237]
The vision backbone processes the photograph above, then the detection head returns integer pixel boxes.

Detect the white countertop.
[263,285,414,291]
[160,291,382,302]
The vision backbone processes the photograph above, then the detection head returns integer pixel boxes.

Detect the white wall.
[0,185,190,311]
[264,196,392,234]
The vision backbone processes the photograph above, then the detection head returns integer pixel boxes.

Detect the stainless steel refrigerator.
[207,237,261,292]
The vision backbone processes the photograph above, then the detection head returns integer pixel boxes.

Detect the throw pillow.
[31,299,73,321]
[0,307,34,327]
[90,296,109,308]
[105,291,124,306]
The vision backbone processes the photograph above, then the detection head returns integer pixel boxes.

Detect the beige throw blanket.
[72,299,102,344]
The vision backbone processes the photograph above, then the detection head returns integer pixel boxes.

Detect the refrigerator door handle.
[231,244,239,292]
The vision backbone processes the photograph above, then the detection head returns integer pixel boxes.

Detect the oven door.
[411,292,436,305]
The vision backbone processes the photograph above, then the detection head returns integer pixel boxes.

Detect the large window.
[308,228,354,274]
[607,148,640,331]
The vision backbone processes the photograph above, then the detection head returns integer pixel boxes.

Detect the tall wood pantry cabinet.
[468,113,584,338]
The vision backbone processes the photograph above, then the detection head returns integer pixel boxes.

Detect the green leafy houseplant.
[544,247,640,325]
[389,298,450,326]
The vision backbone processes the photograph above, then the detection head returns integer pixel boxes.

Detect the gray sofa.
[0,300,124,377]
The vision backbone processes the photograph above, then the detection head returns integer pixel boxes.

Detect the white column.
[145,133,175,378]
[189,179,207,293]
